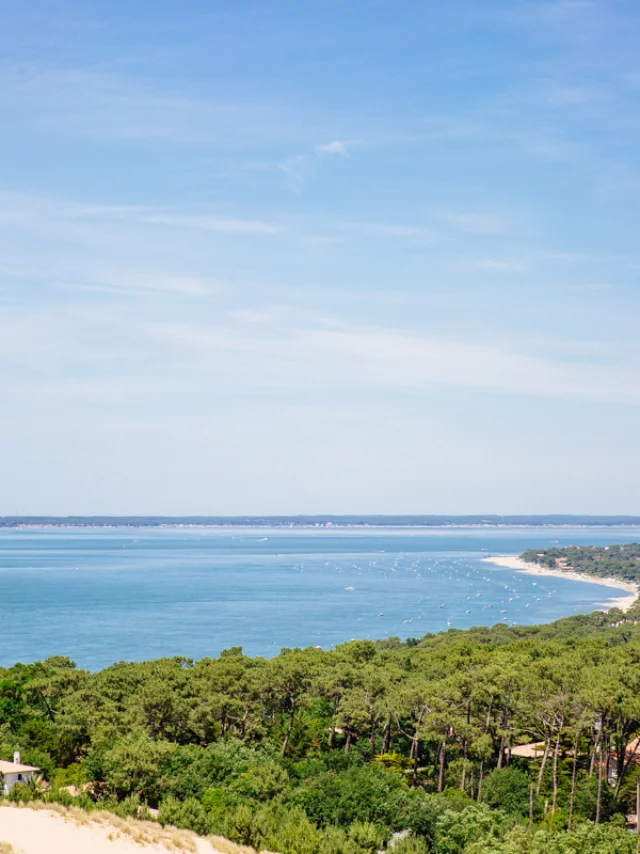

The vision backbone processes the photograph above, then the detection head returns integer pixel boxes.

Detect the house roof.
[0,759,39,774]
[510,742,546,759]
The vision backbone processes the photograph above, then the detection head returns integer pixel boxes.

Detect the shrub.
[231,759,289,801]
[465,821,639,854]
[101,736,174,804]
[318,826,360,854]
[290,763,404,828]
[158,795,209,836]
[434,803,504,854]
[390,835,429,854]
[480,768,533,817]
[347,821,386,854]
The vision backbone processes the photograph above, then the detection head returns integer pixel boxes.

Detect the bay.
[1,525,638,670]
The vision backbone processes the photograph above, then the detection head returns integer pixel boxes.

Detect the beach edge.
[481,555,639,613]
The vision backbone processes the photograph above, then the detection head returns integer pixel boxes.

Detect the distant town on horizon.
[2,515,640,528]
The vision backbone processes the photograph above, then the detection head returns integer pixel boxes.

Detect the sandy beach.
[0,805,219,854]
[482,555,639,612]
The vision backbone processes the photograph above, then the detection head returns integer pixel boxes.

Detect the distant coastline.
[482,554,639,612]
[3,515,640,529]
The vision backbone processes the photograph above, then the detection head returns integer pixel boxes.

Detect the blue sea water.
[1,525,638,670]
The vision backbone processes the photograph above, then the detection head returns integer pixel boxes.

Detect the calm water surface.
[1,526,638,670]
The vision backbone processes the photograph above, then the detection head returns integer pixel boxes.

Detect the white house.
[0,752,39,795]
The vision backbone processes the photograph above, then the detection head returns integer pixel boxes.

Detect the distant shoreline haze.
[2,515,640,528]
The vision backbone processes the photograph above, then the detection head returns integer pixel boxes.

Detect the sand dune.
[0,805,219,854]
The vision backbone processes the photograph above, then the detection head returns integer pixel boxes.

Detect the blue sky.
[1,0,639,515]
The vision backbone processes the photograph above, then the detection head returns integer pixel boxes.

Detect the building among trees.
[0,752,39,795]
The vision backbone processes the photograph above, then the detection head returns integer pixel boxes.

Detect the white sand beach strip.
[481,555,638,612]
[0,805,219,854]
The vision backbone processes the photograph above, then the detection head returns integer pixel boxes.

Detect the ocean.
[1,525,638,670]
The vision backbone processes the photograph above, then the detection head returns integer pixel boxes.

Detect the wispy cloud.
[546,86,594,108]
[503,0,604,45]
[474,259,526,273]
[340,208,507,245]
[0,189,289,307]
[0,190,284,242]
[4,298,638,408]
[300,234,345,246]
[141,213,283,235]
[0,258,221,298]
[65,200,284,237]
[280,139,357,191]
[315,140,352,157]
[437,209,506,235]
[66,269,222,296]
[343,221,438,244]
[146,315,640,407]
[0,63,306,147]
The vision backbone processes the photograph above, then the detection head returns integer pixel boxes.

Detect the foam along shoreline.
[482,555,639,613]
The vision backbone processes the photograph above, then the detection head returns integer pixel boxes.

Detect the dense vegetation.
[521,543,640,584]
[3,599,640,854]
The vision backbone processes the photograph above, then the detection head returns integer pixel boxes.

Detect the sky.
[1,0,640,515]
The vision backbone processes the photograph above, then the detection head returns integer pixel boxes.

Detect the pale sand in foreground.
[0,806,219,854]
[482,555,639,612]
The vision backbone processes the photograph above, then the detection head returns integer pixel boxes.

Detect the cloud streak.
[315,140,352,157]
[280,139,356,191]
[0,63,302,147]
[0,190,285,242]
[141,213,283,235]
[342,221,438,244]
[147,316,640,407]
